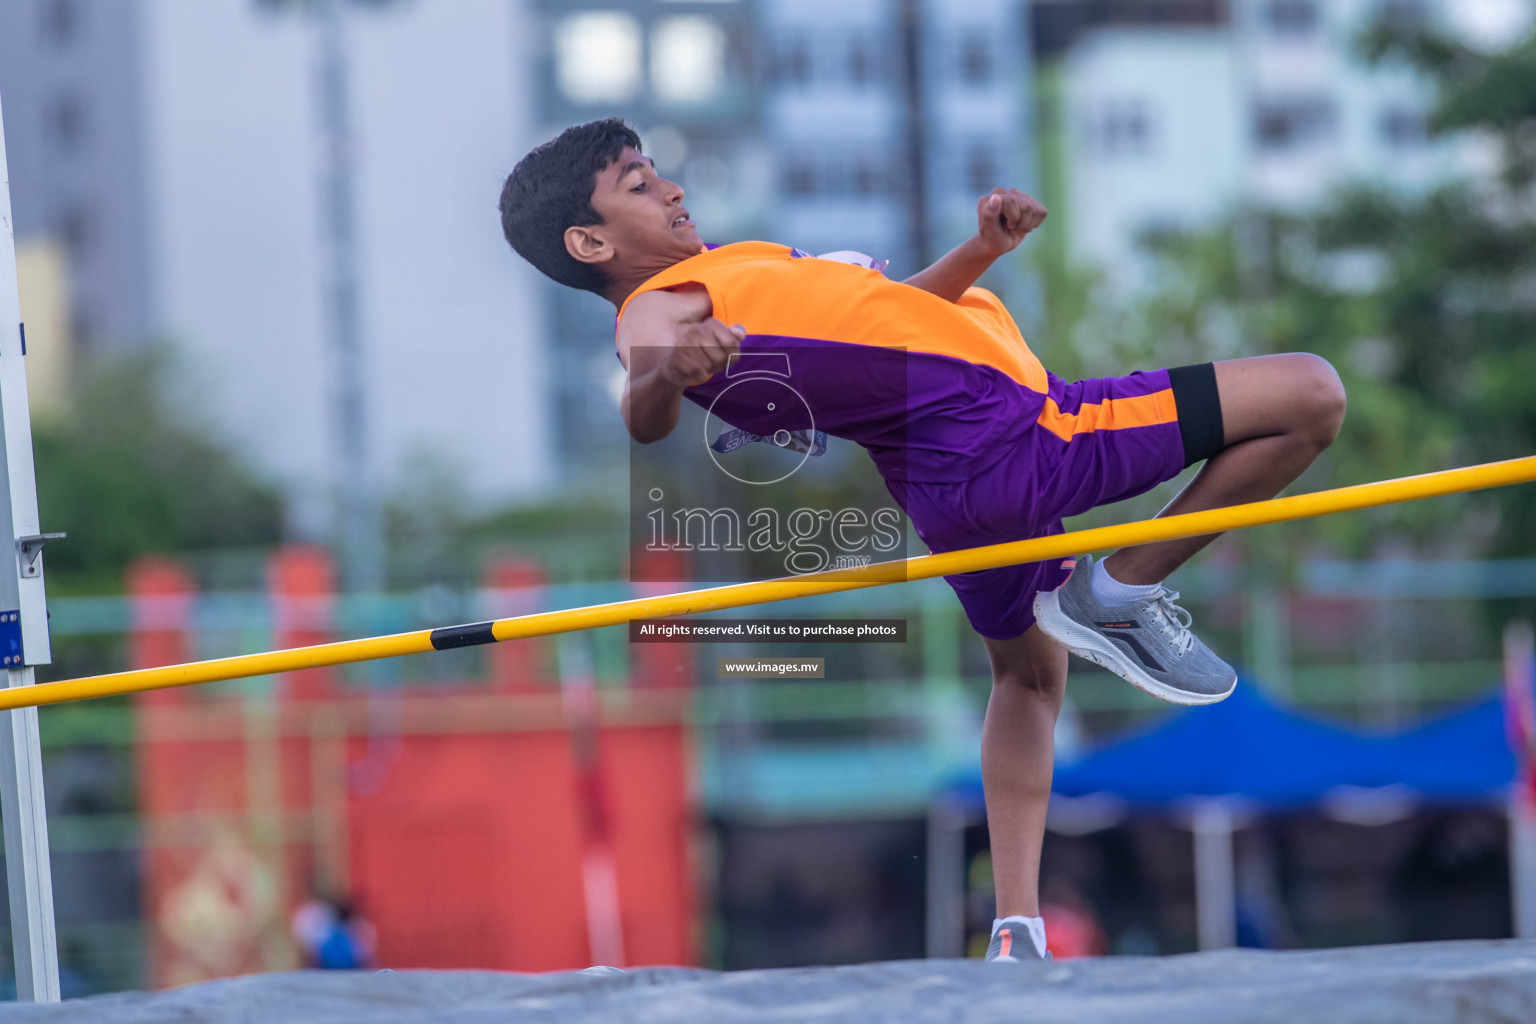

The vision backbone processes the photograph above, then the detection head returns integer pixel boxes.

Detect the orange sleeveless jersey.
[615,242,1062,481]
[617,241,1049,391]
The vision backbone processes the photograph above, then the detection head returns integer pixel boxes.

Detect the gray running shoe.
[985,921,1049,963]
[1033,554,1237,706]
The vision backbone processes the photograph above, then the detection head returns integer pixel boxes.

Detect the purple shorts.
[885,365,1224,640]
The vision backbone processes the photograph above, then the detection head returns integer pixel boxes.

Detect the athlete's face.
[571,147,702,277]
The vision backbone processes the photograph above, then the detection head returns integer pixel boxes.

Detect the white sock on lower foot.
[1090,558,1163,607]
[992,915,1047,958]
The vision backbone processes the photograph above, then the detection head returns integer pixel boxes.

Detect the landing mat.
[3,940,1534,1023]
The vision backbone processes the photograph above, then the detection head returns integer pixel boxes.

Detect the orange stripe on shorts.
[1036,389,1179,443]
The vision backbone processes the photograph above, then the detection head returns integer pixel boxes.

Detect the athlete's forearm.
[622,369,686,444]
[902,235,998,304]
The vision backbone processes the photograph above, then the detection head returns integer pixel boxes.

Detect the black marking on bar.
[430,621,496,650]
[18,322,24,356]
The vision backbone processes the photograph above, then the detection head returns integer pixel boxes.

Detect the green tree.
[33,350,285,591]
[1037,21,1536,558]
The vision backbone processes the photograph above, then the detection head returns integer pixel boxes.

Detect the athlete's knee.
[992,662,1065,700]
[1286,353,1346,449]
[984,628,1068,698]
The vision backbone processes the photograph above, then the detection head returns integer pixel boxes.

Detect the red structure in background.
[131,547,698,985]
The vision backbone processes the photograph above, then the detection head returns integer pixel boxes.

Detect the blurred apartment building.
[5,0,1521,499]
[758,0,1035,276]
[528,0,763,484]
[1034,0,1518,284]
[532,0,1037,484]
[0,0,553,524]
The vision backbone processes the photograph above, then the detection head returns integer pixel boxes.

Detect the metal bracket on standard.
[16,535,63,580]
[0,612,18,668]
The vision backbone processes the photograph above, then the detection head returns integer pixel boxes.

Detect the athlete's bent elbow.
[629,425,664,445]
[624,412,678,445]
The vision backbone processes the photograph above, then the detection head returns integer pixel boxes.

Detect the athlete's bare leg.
[974,355,1342,926]
[979,624,1069,919]
[1104,353,1346,586]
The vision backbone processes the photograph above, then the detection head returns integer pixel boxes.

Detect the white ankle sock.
[992,915,1047,958]
[1090,558,1162,607]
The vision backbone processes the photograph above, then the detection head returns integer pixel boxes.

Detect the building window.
[1380,106,1428,148]
[783,159,817,197]
[71,307,95,353]
[1254,97,1336,150]
[652,16,728,104]
[958,35,993,85]
[60,202,92,261]
[964,142,1000,193]
[46,92,86,155]
[554,11,643,104]
[1265,0,1319,37]
[684,152,732,192]
[848,37,876,85]
[771,35,812,84]
[851,158,886,196]
[781,151,895,198]
[1084,100,1151,157]
[39,0,79,45]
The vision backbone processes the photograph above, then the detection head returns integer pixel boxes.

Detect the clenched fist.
[976,188,1048,257]
[660,319,744,388]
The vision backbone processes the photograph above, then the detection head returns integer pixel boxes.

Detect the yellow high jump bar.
[5,455,1536,713]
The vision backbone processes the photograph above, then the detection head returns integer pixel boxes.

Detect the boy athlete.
[500,120,1345,962]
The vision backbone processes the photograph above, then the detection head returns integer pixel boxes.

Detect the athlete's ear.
[565,225,614,266]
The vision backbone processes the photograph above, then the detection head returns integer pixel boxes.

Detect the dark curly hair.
[499,119,642,295]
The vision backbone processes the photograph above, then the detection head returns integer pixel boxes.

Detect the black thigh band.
[1168,363,1224,468]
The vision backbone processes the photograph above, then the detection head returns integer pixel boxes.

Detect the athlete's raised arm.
[617,286,743,444]
[903,188,1048,303]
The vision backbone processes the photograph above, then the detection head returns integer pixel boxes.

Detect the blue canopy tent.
[1374,695,1518,798]
[927,682,1522,956]
[942,682,1518,811]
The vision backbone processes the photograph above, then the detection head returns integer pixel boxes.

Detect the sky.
[1449,0,1535,50]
